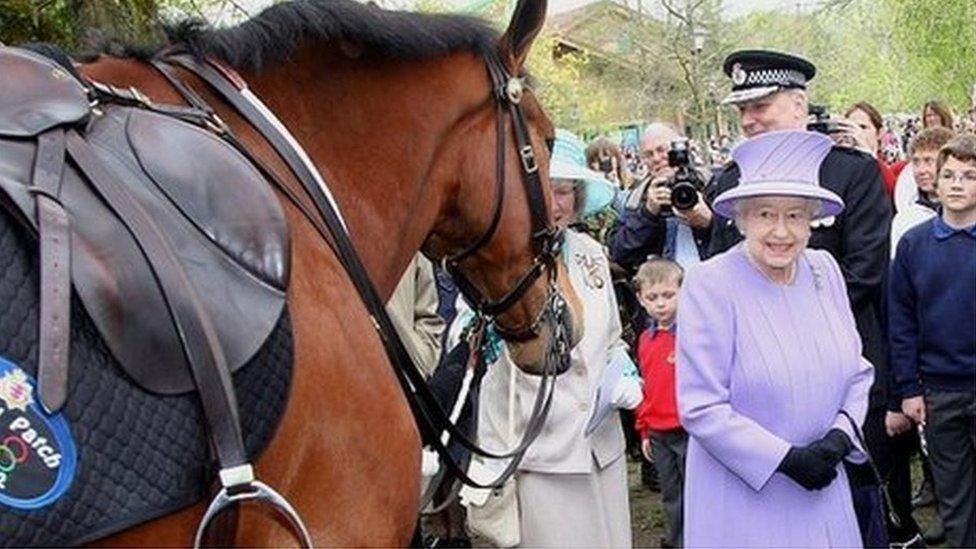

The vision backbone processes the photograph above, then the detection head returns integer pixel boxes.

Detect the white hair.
[642,122,682,143]
[731,196,822,234]
[786,89,809,122]
[787,88,808,103]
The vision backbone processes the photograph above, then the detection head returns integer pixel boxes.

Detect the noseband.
[443,53,563,342]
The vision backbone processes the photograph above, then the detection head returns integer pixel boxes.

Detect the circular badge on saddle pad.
[0,356,77,510]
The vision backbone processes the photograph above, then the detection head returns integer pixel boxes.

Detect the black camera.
[665,139,704,211]
[807,104,842,135]
[598,157,614,175]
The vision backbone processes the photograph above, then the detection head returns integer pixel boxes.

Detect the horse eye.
[545,137,555,154]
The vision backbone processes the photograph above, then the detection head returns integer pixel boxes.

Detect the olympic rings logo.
[0,436,29,474]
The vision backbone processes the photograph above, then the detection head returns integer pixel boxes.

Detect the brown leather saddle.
[0,46,289,399]
[0,45,305,545]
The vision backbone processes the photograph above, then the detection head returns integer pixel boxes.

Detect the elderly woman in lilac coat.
[676,130,874,547]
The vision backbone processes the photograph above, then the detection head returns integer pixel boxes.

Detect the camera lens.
[672,182,699,210]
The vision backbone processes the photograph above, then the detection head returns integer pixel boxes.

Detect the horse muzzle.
[506,283,583,377]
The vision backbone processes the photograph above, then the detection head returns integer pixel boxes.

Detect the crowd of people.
[395,48,975,549]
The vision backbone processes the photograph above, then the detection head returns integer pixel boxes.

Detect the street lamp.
[690,25,708,142]
[692,26,707,54]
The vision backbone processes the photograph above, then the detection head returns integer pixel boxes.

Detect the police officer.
[703,49,920,543]
[705,51,889,371]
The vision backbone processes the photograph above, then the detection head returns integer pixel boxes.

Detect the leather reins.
[148,48,572,542]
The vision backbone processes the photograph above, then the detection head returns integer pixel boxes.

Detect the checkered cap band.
[737,68,806,90]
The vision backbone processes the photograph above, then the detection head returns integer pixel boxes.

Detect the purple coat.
[677,244,874,548]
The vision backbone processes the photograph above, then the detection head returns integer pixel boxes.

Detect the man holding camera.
[610,123,713,272]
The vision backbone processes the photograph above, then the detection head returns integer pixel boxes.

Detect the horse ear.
[499,0,547,73]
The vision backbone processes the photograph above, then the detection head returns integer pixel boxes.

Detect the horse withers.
[0,0,580,545]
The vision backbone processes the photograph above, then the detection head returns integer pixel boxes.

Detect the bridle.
[144,45,574,543]
[413,49,573,509]
[443,52,565,343]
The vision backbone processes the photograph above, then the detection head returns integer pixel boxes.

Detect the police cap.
[721,50,816,105]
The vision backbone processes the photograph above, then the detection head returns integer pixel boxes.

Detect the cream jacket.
[477,230,629,474]
[386,254,445,377]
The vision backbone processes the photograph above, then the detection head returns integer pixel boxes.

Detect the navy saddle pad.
[0,208,293,546]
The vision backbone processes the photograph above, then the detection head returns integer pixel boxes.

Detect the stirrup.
[194,464,313,548]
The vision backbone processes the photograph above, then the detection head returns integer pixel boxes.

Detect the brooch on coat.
[573,252,607,290]
[811,262,825,291]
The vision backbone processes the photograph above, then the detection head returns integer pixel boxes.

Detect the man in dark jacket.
[610,122,712,272]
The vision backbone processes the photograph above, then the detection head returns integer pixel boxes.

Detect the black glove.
[807,428,852,467]
[777,446,838,490]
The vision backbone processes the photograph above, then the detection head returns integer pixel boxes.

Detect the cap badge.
[731,63,747,86]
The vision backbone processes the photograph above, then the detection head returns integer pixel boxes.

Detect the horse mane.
[158,0,500,71]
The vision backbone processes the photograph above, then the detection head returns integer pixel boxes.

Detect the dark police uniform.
[708,50,893,410]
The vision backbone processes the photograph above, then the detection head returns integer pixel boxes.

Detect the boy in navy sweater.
[889,134,976,549]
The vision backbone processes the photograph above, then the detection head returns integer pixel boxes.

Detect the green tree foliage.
[886,0,976,112]
[1,0,163,53]
[527,34,615,131]
[725,0,976,114]
[0,0,259,53]
[0,1,76,48]
[477,0,974,134]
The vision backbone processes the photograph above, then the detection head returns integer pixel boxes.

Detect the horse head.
[422,0,584,375]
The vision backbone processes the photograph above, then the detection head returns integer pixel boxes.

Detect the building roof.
[546,0,663,70]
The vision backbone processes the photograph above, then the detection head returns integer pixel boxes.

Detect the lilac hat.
[712,130,844,219]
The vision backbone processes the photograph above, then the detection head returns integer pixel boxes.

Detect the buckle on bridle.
[205,113,230,136]
[520,145,538,174]
[505,77,524,104]
[533,227,563,255]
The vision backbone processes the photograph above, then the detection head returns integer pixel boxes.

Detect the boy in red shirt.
[633,258,687,548]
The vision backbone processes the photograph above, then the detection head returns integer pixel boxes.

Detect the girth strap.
[31,128,71,413]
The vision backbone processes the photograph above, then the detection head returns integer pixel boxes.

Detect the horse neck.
[242,47,489,299]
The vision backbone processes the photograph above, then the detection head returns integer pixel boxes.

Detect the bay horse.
[53,0,580,545]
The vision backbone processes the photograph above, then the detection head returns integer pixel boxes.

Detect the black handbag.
[839,411,921,548]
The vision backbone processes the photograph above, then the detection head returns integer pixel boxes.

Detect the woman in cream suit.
[474,130,643,548]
